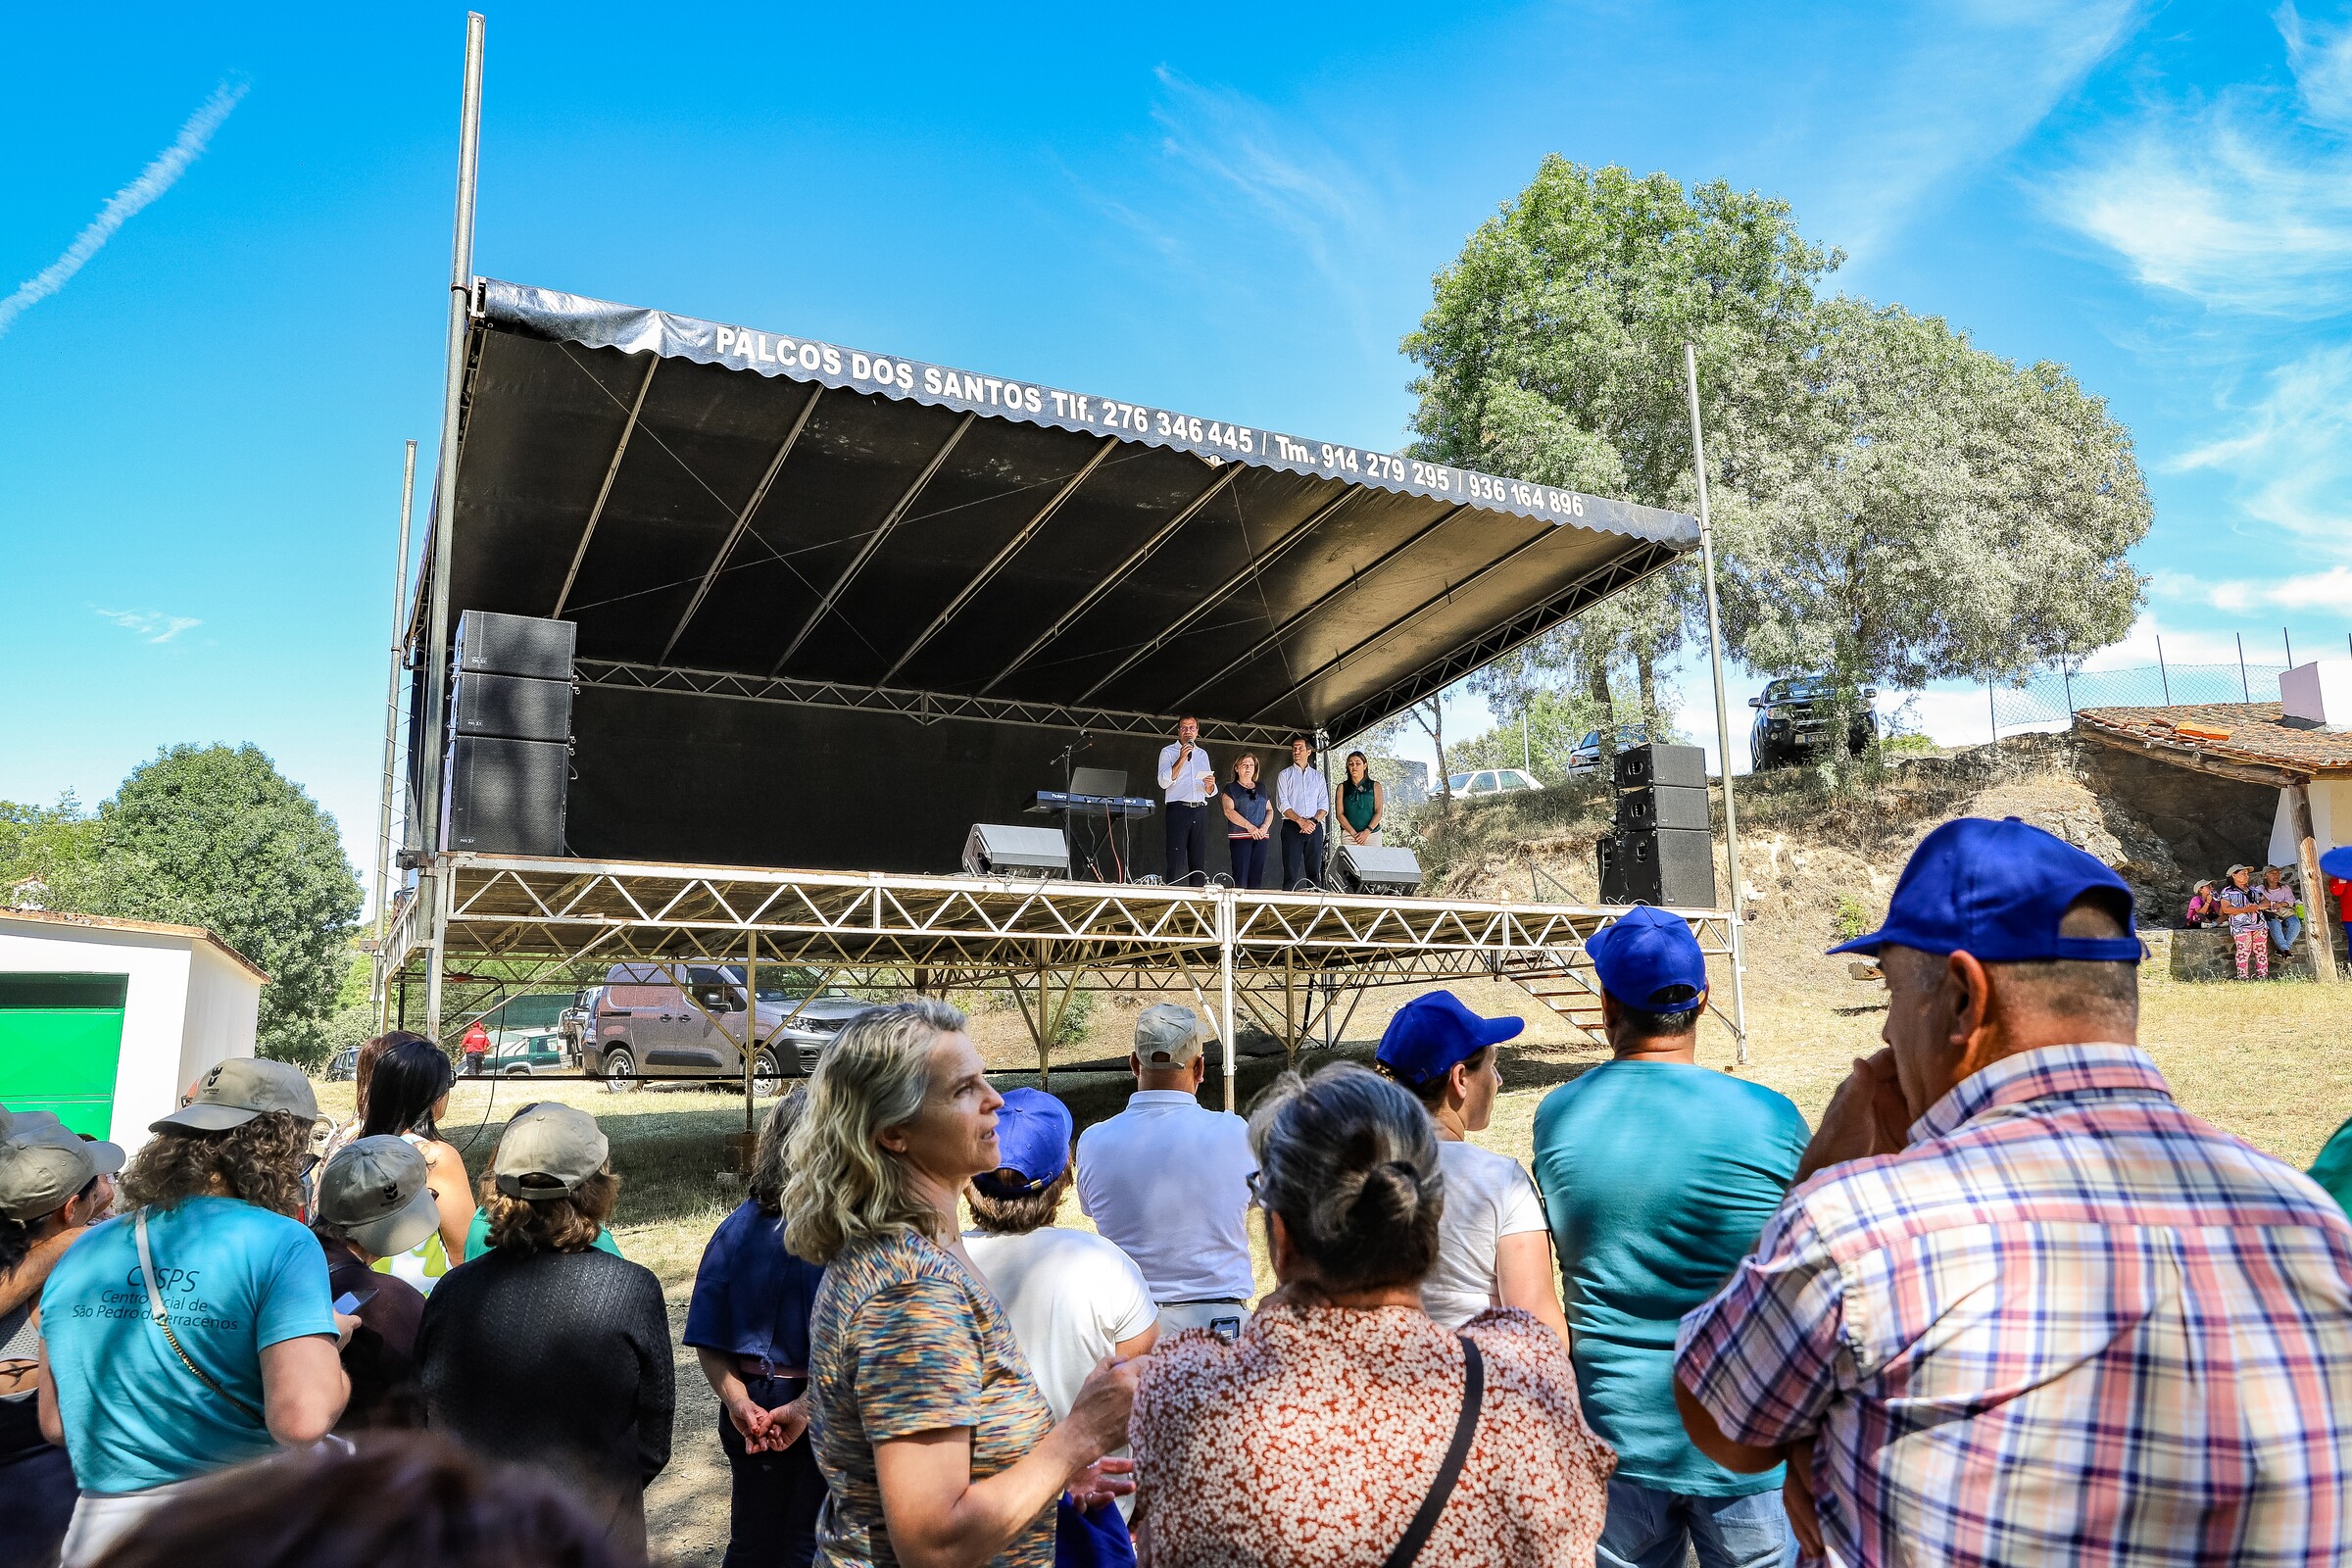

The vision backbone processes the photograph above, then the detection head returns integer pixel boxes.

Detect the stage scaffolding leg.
[1283,950,1298,1072]
[1684,342,1750,1067]
[1220,891,1237,1113]
[423,867,451,1046]
[370,440,417,1034]
[743,935,758,1136]
[417,15,485,885]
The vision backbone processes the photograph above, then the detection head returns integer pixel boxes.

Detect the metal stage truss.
[379,853,1738,1105]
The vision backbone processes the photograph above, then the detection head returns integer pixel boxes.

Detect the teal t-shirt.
[39,1197,336,1494]
[1531,1059,1809,1495]
[2310,1114,2352,1216]
[461,1208,623,1261]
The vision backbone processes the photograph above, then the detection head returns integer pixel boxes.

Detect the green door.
[0,973,128,1137]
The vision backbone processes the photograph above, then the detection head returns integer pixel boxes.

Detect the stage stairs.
[1501,947,1609,1047]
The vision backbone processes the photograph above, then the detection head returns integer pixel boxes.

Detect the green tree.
[1712,299,2150,689]
[1404,159,1836,760]
[50,745,363,1062]
[0,793,100,905]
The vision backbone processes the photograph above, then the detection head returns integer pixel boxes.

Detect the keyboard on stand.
[1029,791,1157,818]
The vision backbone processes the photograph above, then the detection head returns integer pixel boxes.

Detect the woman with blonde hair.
[416,1102,671,1560]
[784,1001,1138,1568]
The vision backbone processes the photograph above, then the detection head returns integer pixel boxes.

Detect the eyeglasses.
[1245,1168,1264,1202]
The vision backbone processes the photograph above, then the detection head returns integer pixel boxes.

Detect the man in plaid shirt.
[1673,816,2352,1566]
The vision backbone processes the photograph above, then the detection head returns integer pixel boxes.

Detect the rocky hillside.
[1403,731,2278,1004]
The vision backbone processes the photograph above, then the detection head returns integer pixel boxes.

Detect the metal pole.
[2060,638,2075,716]
[743,935,759,1134]
[370,442,418,1005]
[1219,889,1237,1113]
[1682,343,1748,1064]
[2158,636,2172,706]
[2237,633,2250,702]
[2285,627,2294,667]
[1521,709,1531,772]
[418,13,486,1041]
[1987,677,1998,742]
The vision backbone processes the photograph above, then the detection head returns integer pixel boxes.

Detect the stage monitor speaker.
[1612,743,1707,791]
[1614,783,1711,834]
[1336,842,1422,896]
[455,610,577,681]
[441,736,568,857]
[452,671,574,744]
[1599,827,1717,908]
[961,823,1069,878]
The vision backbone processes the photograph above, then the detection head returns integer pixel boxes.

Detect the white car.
[1446,767,1544,799]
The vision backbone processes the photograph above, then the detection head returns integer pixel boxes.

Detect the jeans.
[717,1372,825,1568]
[1279,821,1324,890]
[1594,1478,1795,1568]
[2271,913,2305,955]
[1163,803,1207,886]
[1228,835,1268,889]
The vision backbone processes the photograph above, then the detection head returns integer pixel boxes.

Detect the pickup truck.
[585,963,874,1090]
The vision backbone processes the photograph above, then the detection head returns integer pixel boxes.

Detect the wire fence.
[1988,661,2292,731]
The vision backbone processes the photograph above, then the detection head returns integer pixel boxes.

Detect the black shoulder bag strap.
[1382,1336,1486,1568]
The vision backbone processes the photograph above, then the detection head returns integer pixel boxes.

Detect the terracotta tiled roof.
[2075,703,2352,779]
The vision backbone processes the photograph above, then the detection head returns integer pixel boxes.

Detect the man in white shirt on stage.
[1276,734,1329,891]
[1076,1004,1257,1339]
[1156,715,1218,887]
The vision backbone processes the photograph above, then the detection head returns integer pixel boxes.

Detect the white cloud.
[2161,564,2352,613]
[0,81,246,341]
[93,607,201,644]
[2168,340,2352,546]
[1812,0,2140,256]
[2041,9,2352,314]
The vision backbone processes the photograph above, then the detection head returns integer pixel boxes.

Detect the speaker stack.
[1596,744,1717,907]
[441,611,576,857]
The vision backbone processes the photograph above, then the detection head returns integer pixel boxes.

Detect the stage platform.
[379,851,1738,1095]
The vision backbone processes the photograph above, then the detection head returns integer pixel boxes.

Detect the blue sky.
[4,2,2347,898]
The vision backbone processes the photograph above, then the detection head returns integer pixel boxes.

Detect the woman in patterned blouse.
[782,1001,1139,1568]
[1130,1063,1614,1567]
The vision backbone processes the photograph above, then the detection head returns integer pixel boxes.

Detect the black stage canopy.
[417,280,1697,876]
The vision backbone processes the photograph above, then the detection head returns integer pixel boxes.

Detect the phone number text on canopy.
[707,321,1595,525]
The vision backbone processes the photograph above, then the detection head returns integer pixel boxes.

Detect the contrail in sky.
[0,81,247,340]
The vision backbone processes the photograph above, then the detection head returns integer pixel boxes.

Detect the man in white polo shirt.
[1156,715,1218,888]
[1075,1003,1256,1339]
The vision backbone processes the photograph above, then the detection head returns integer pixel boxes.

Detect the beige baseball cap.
[0,1111,125,1222]
[492,1102,610,1200]
[317,1135,442,1258]
[1134,1004,1206,1067]
[152,1056,319,1134]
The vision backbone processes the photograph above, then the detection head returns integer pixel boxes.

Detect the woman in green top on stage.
[1339,751,1384,848]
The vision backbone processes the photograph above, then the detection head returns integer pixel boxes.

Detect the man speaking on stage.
[1157,715,1217,887]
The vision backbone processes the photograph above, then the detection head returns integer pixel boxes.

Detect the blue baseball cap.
[973,1087,1073,1199]
[1587,906,1711,1009]
[1829,816,2140,962]
[1375,991,1524,1090]
[2322,846,2352,881]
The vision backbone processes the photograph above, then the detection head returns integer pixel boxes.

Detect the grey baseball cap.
[152,1057,320,1134]
[317,1135,441,1258]
[492,1102,610,1200]
[1134,1004,1206,1067]
[0,1111,125,1222]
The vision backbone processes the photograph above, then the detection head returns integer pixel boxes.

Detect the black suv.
[1748,676,1878,770]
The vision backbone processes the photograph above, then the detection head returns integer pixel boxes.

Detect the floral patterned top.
[808,1228,1056,1568]
[1131,1303,1614,1567]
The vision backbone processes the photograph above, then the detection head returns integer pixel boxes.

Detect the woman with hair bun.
[1128,1062,1612,1568]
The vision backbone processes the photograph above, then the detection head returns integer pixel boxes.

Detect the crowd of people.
[2182,862,2323,978]
[5,816,2352,1568]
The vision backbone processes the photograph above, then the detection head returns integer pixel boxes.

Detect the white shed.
[0,908,268,1148]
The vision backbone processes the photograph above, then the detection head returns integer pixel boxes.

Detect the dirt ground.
[328,735,2352,1563]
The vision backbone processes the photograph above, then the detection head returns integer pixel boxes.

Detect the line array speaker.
[443,611,574,856]
[1612,743,1707,791]
[455,610,576,680]
[1597,743,1717,907]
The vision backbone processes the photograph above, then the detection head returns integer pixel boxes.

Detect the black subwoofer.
[1598,827,1716,908]
[441,736,569,857]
